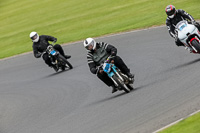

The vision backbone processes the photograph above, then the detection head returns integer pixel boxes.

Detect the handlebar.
[96,55,115,74]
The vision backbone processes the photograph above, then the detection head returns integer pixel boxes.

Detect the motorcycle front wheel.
[127,84,134,91]
[57,54,73,69]
[191,39,200,52]
[112,74,130,93]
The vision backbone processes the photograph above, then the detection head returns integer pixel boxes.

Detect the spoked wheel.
[127,84,134,91]
[112,75,130,93]
[57,55,73,69]
[118,71,134,91]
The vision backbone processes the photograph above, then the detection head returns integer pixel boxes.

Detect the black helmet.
[165,5,176,18]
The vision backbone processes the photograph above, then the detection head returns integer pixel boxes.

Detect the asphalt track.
[1,26,200,133]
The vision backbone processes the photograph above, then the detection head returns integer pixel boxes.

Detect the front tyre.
[191,39,200,52]
[127,84,134,91]
[112,74,130,93]
[57,54,73,69]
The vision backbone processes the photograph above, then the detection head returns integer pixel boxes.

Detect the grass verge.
[159,112,200,133]
[0,0,200,58]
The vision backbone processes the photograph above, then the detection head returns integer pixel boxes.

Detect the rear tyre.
[191,39,200,52]
[58,55,73,69]
[112,74,130,93]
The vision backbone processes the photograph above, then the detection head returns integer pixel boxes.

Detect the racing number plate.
[103,63,111,73]
[50,50,56,55]
[179,23,187,31]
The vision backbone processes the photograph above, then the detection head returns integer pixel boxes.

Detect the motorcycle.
[46,43,73,72]
[101,56,134,93]
[175,20,200,53]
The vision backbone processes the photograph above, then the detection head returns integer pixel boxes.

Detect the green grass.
[159,112,200,133]
[0,0,200,58]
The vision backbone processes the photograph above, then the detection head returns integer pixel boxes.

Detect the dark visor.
[31,34,37,40]
[85,44,92,50]
[167,11,175,16]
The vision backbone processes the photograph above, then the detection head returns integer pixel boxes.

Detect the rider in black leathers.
[30,31,71,71]
[165,5,200,49]
[83,38,134,93]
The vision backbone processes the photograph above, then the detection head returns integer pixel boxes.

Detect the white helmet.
[83,38,96,50]
[30,31,39,42]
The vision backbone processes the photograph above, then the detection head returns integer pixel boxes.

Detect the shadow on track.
[164,58,200,73]
[87,86,143,107]
[130,58,200,94]
[85,92,127,107]
[43,69,72,78]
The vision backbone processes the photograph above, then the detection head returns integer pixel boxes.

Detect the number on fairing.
[50,50,56,55]
[179,23,187,31]
[103,63,111,73]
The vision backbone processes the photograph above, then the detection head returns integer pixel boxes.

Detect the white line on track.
[153,109,200,133]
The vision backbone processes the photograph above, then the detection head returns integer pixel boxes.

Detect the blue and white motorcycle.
[102,56,134,93]
[46,43,73,72]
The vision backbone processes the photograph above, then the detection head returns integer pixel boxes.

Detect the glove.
[53,38,57,44]
[111,51,116,56]
[99,69,104,74]
[106,56,115,63]
[96,67,104,75]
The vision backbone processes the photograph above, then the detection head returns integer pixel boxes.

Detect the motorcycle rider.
[30,31,71,71]
[83,38,134,93]
[165,5,200,51]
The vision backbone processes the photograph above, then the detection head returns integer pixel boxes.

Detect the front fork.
[49,54,59,67]
[110,71,125,88]
[110,77,119,88]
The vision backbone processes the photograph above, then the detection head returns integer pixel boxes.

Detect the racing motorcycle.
[175,20,200,53]
[46,43,73,72]
[101,56,134,93]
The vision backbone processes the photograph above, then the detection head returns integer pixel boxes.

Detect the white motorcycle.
[175,20,200,53]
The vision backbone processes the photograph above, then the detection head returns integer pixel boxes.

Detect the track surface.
[1,27,200,133]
